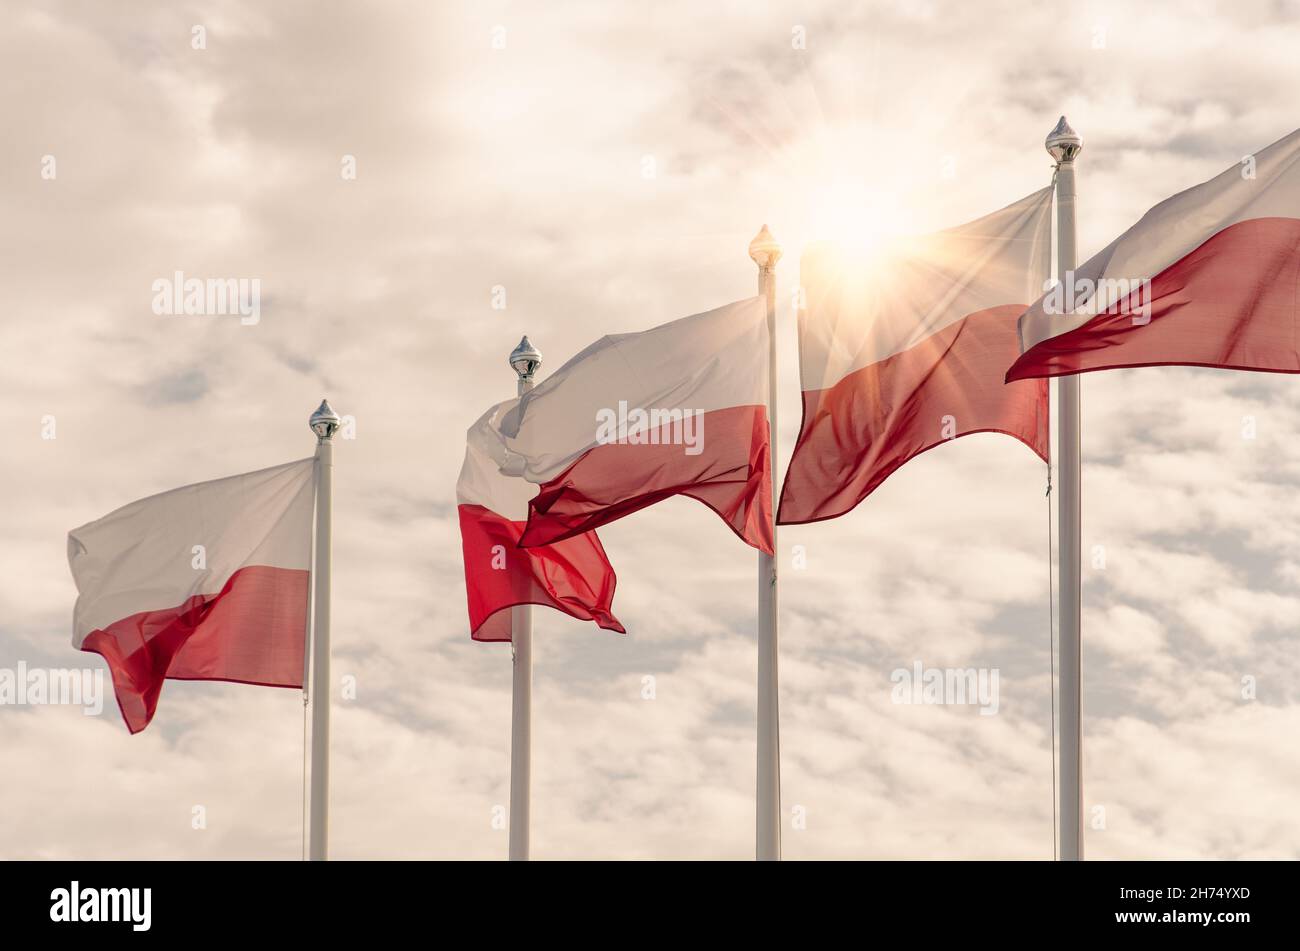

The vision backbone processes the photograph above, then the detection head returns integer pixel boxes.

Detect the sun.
[807,179,908,256]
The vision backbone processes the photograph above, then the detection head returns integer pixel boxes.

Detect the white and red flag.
[67,459,315,733]
[458,401,624,641]
[1008,128,1300,381]
[498,297,774,554]
[778,188,1053,524]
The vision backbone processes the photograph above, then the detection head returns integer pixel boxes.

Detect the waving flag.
[1008,127,1300,381]
[779,188,1052,524]
[67,459,315,733]
[458,401,624,641]
[498,297,774,554]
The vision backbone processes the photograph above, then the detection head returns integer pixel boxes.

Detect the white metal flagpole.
[308,398,340,861]
[749,225,782,861]
[1046,116,1083,861]
[508,336,542,861]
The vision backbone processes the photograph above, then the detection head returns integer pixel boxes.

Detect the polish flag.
[779,188,1053,524]
[1009,128,1300,381]
[496,297,774,554]
[67,459,315,733]
[458,400,624,641]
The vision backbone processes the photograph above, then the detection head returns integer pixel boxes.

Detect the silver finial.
[309,398,341,442]
[1045,116,1082,164]
[509,335,542,381]
[748,224,782,269]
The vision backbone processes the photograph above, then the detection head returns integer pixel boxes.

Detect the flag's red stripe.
[517,404,774,555]
[459,504,624,641]
[779,304,1048,525]
[79,564,308,734]
[1007,216,1300,382]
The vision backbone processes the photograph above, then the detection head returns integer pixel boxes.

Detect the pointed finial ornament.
[509,335,542,381]
[310,398,341,442]
[1045,116,1083,164]
[748,224,782,269]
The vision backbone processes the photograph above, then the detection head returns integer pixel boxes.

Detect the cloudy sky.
[3,0,1300,859]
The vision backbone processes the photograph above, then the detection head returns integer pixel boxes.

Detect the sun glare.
[804,178,908,260]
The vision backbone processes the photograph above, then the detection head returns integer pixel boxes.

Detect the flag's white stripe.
[68,458,315,643]
[800,187,1053,389]
[457,401,535,521]
[1020,127,1300,350]
[497,297,768,483]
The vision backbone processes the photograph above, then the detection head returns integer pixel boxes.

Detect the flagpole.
[1046,117,1083,861]
[308,398,340,861]
[508,336,542,861]
[749,226,782,861]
